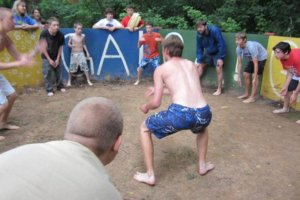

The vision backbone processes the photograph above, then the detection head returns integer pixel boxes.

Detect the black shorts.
[288,79,300,92]
[244,60,266,75]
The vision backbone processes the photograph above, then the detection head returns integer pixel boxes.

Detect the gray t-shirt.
[0,140,122,200]
[236,41,267,62]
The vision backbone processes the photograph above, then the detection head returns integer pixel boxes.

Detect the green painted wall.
[160,29,269,92]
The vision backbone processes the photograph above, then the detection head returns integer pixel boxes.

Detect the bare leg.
[238,72,250,99]
[243,75,260,103]
[197,128,214,175]
[84,71,93,86]
[0,93,19,130]
[273,92,290,113]
[213,65,223,96]
[134,68,143,85]
[67,72,72,87]
[197,63,206,77]
[134,122,155,185]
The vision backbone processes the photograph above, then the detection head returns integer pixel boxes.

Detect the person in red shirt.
[121,5,144,32]
[272,42,300,124]
[134,22,163,85]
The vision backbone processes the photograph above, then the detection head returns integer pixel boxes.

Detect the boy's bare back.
[155,57,207,108]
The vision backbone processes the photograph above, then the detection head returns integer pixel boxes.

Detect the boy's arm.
[252,57,259,85]
[236,56,243,86]
[140,69,164,113]
[82,37,90,58]
[281,70,293,96]
[5,35,21,60]
[68,36,73,48]
[54,45,63,67]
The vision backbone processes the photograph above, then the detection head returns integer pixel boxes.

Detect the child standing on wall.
[67,22,92,87]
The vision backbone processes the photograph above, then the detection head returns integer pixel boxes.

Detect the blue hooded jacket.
[196,24,226,63]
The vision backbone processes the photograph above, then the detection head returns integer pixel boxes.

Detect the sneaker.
[134,80,140,86]
[273,108,289,114]
[47,92,54,97]
[58,88,66,92]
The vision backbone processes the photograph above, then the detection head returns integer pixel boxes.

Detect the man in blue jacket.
[196,21,226,95]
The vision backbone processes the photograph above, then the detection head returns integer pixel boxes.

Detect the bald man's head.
[65,97,123,155]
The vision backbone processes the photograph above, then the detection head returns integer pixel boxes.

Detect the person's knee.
[243,72,250,79]
[0,102,9,112]
[140,121,149,133]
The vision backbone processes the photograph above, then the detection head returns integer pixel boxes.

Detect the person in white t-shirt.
[92,8,123,32]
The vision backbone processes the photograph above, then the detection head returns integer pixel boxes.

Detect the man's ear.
[113,135,121,153]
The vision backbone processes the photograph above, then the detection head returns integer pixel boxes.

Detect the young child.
[235,32,268,103]
[134,22,163,85]
[0,8,40,139]
[272,42,300,124]
[40,17,66,96]
[134,35,214,186]
[121,5,144,32]
[67,22,92,86]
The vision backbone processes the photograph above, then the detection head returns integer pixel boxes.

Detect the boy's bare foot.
[243,97,256,103]
[296,120,300,124]
[237,94,248,99]
[0,123,20,130]
[87,81,93,86]
[212,89,221,96]
[134,80,140,86]
[273,108,289,114]
[199,162,214,176]
[134,172,155,186]
[0,136,5,141]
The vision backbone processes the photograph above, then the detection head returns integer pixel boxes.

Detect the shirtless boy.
[0,8,37,139]
[134,35,214,186]
[67,22,92,86]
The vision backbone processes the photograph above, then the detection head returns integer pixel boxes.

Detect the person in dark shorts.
[134,35,214,186]
[272,42,300,123]
[235,32,268,103]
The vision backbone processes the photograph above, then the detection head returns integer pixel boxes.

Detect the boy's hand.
[18,55,35,67]
[139,37,145,42]
[145,87,154,97]
[140,104,149,114]
[280,88,288,96]
[236,76,242,87]
[155,37,162,42]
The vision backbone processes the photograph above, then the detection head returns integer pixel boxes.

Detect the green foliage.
[33,0,300,36]
[220,17,241,33]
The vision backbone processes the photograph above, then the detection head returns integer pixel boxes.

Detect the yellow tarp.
[0,30,42,90]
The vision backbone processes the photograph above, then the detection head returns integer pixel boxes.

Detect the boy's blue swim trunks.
[145,103,212,139]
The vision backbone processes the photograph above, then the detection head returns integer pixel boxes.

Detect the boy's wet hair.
[74,22,83,28]
[105,8,114,15]
[47,17,59,25]
[163,35,184,57]
[145,21,153,27]
[235,32,247,40]
[272,42,291,54]
[126,4,135,10]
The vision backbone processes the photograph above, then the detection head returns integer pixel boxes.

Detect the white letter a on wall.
[97,35,130,76]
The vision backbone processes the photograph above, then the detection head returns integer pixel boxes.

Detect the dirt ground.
[0,79,299,200]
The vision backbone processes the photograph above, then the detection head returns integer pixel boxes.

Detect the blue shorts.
[146,104,212,139]
[0,75,15,105]
[138,56,160,70]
